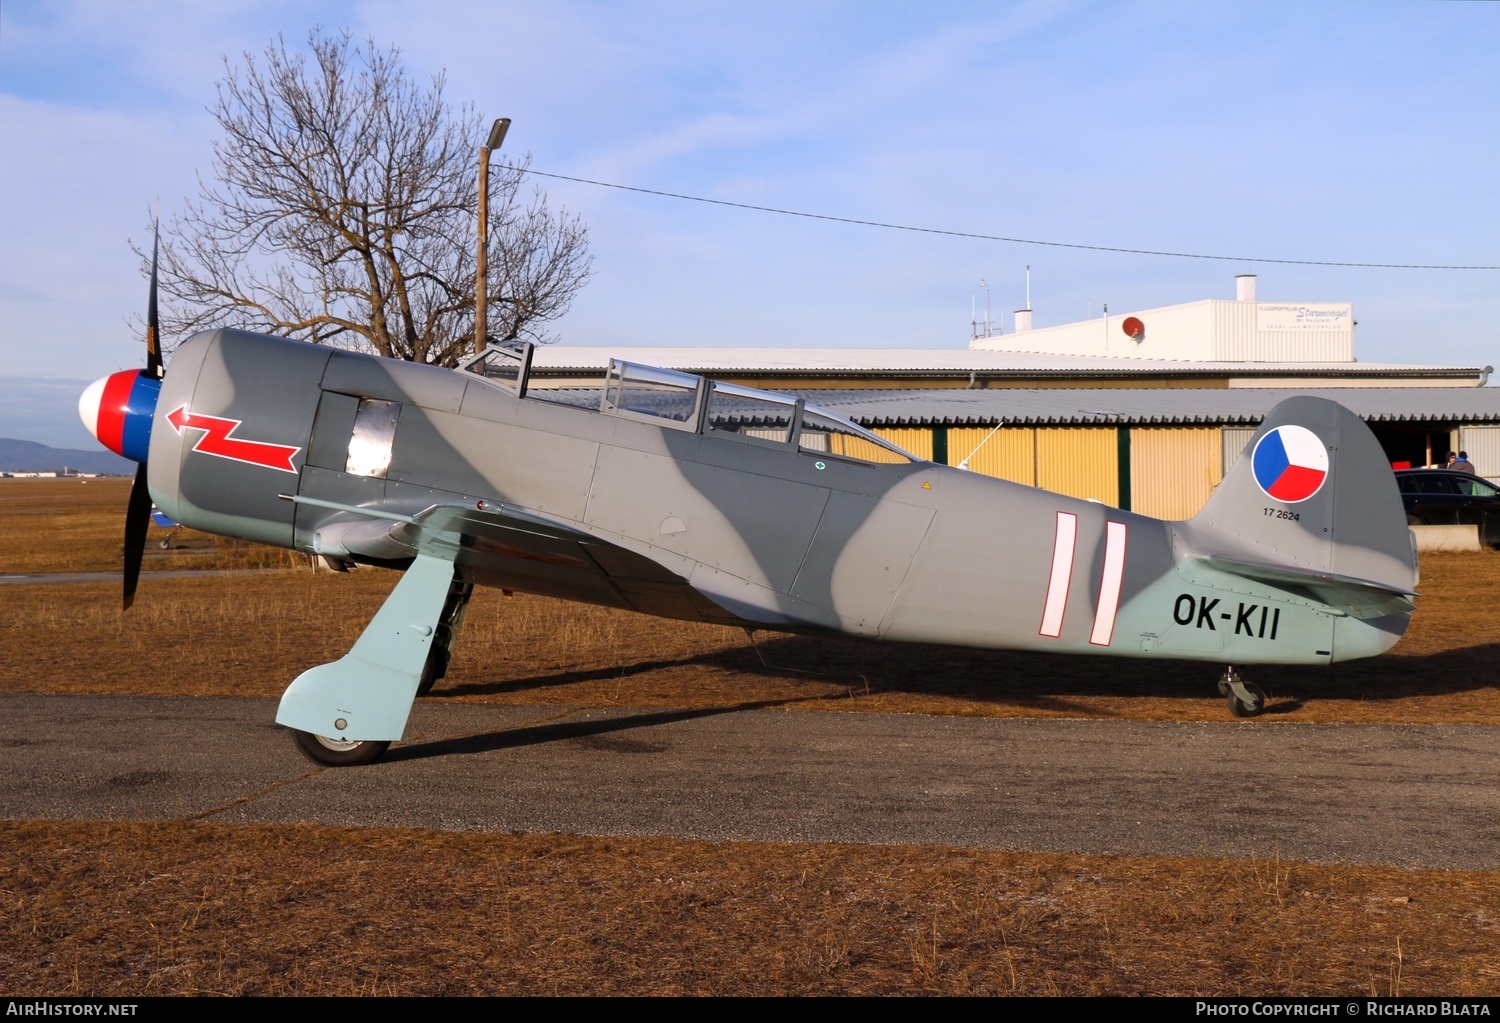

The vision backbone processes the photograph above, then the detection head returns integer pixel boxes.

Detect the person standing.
[1453,451,1476,474]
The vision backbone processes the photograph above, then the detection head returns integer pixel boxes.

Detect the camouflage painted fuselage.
[149,329,1417,668]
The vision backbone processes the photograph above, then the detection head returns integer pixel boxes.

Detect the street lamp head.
[484,118,511,151]
[475,117,511,357]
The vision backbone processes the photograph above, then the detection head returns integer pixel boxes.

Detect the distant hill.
[0,438,134,475]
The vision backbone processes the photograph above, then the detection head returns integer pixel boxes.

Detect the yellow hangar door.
[1037,428,1119,507]
[945,426,1037,484]
[1129,427,1222,520]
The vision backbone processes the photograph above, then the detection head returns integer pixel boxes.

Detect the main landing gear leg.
[1218,665,1267,718]
[276,553,459,766]
[417,579,473,697]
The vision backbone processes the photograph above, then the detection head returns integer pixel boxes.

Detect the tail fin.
[1185,395,1418,614]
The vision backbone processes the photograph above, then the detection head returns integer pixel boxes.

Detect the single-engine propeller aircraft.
[80,246,1419,766]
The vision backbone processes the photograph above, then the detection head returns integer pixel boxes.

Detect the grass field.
[0,477,304,575]
[5,820,1497,996]
[2,477,1498,995]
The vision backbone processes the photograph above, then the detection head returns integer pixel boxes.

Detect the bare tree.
[149,30,591,364]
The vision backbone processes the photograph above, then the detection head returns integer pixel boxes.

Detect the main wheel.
[416,639,450,697]
[291,729,391,767]
[1227,682,1268,718]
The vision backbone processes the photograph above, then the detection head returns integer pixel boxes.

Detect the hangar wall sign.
[1256,303,1353,332]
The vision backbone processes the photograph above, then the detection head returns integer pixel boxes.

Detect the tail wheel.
[1227,683,1268,718]
[291,729,391,767]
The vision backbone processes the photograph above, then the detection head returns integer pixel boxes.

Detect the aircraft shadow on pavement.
[385,696,827,763]
[438,633,1500,714]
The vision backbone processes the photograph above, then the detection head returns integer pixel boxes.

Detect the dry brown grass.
[0,478,303,574]
[3,819,1497,997]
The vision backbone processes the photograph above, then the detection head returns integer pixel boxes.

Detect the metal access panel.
[345,399,402,478]
[586,445,830,593]
[305,392,361,471]
[789,492,934,634]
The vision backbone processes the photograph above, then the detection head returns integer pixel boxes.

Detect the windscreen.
[798,406,914,464]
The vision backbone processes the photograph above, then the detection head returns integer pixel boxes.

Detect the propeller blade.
[124,214,164,608]
[145,218,163,379]
[122,462,152,610]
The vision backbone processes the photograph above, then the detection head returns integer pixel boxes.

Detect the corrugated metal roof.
[528,346,1485,378]
[792,387,1500,427]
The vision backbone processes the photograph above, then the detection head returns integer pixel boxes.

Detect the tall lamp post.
[475,117,511,357]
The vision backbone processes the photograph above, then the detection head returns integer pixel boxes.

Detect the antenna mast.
[972,279,998,338]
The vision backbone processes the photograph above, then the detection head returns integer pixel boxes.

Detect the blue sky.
[2,1,1497,447]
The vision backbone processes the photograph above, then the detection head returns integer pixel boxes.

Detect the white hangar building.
[970,274,1361,366]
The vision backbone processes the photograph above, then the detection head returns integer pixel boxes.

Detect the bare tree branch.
[139,29,592,364]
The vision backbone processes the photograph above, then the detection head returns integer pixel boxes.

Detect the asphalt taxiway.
[3,693,1496,869]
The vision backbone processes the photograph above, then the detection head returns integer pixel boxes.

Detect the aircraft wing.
[309,499,737,625]
[1196,554,1418,620]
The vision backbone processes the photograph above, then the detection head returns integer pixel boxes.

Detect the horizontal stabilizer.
[1197,554,1417,619]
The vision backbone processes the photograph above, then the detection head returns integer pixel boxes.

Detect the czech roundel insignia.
[1252,425,1329,503]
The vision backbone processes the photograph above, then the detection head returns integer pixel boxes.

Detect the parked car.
[1393,469,1500,546]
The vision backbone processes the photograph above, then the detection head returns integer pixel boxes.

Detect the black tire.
[1227,682,1268,718]
[291,729,391,767]
[416,638,450,698]
[1405,514,1422,526]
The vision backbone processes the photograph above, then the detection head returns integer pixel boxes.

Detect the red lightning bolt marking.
[166,405,301,474]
